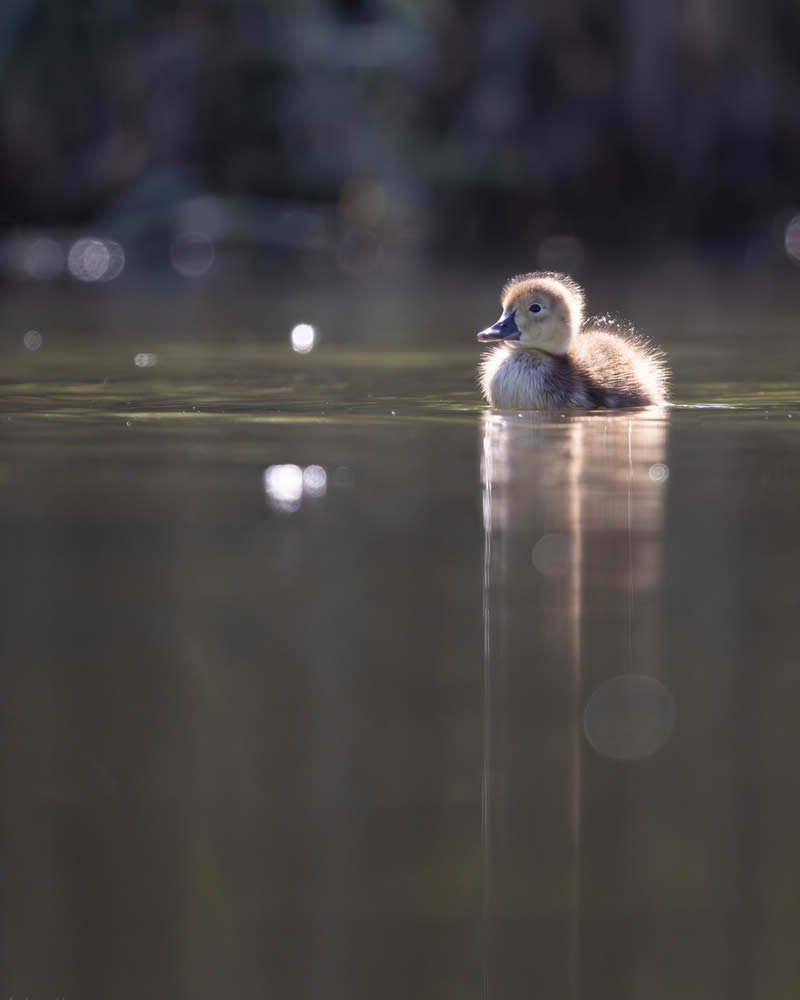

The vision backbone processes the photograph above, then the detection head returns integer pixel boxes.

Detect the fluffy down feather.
[477,275,669,409]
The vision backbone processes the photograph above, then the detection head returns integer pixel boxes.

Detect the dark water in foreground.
[1,311,800,998]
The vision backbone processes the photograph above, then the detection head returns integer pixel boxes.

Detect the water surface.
[1,289,800,999]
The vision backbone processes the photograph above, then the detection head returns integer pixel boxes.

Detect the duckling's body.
[477,273,668,410]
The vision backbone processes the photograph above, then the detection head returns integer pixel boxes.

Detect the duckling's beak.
[477,311,520,342]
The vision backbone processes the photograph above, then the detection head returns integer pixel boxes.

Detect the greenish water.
[1,294,800,999]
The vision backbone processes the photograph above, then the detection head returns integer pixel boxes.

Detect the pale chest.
[479,347,592,409]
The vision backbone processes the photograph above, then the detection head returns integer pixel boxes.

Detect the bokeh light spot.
[648,462,670,482]
[171,232,215,278]
[303,465,327,497]
[291,323,316,353]
[583,675,676,760]
[67,238,125,282]
[785,215,800,262]
[532,533,570,576]
[264,464,304,513]
[23,330,42,351]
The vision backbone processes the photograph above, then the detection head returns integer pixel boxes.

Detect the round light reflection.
[264,464,304,513]
[291,323,316,353]
[532,533,570,576]
[171,232,215,278]
[785,215,800,262]
[67,238,125,282]
[303,465,327,497]
[23,330,43,351]
[584,675,676,760]
[649,463,670,483]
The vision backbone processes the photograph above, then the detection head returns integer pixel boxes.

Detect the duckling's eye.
[529,303,542,314]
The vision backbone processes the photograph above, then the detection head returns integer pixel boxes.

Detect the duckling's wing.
[583,315,668,371]
[576,317,670,404]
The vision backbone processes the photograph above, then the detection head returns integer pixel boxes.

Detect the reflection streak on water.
[481,421,493,1000]
[481,409,669,998]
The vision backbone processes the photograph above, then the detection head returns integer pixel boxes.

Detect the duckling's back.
[569,322,669,408]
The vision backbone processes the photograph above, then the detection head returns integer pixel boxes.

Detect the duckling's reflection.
[480,408,669,1000]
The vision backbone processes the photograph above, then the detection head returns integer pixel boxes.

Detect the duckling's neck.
[506,341,567,361]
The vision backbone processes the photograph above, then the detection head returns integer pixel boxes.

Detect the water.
[1,278,800,999]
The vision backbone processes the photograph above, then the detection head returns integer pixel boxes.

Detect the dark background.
[2,0,800,274]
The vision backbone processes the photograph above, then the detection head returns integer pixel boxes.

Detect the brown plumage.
[476,272,669,410]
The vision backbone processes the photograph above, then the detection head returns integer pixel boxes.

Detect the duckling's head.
[477,272,585,355]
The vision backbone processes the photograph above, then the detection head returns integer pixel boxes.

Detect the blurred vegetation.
[1,0,799,252]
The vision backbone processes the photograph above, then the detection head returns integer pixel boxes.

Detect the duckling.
[477,272,668,409]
